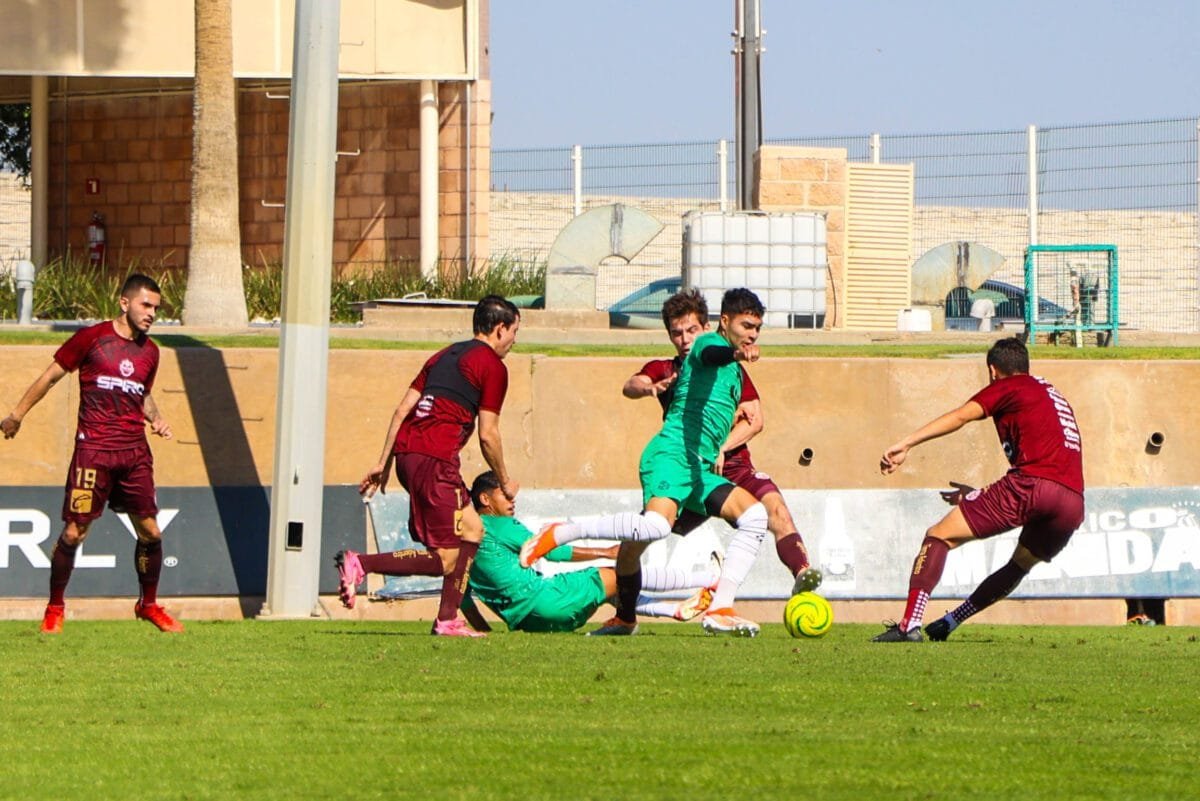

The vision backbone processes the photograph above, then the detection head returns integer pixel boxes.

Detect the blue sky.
[489,1,1200,149]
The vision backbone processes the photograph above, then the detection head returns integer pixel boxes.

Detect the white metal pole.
[1027,124,1039,335]
[1195,120,1199,334]
[1027,124,1039,247]
[30,76,48,266]
[419,80,439,279]
[718,139,729,212]
[572,144,583,217]
[262,0,340,620]
[869,132,881,165]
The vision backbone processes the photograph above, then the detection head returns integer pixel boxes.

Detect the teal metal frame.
[1024,244,1119,346]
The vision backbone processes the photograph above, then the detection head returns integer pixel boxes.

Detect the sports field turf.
[2,620,1195,801]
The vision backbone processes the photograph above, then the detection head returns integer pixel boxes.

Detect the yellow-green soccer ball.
[783,592,833,638]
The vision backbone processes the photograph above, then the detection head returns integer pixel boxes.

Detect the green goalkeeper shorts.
[515,568,609,633]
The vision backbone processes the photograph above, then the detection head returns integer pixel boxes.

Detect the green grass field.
[2,620,1196,801]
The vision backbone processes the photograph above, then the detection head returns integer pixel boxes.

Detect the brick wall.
[46,79,490,275]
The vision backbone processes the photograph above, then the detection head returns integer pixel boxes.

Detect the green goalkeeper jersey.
[466,515,573,629]
[655,330,744,465]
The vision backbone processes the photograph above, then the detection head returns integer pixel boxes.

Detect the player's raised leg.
[702,485,769,637]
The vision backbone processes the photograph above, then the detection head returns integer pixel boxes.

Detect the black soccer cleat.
[871,621,924,642]
[924,618,952,642]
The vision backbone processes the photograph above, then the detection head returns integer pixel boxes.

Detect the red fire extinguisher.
[87,212,106,266]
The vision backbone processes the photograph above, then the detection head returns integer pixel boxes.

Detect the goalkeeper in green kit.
[461,472,720,633]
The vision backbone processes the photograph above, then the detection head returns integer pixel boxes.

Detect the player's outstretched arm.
[721,399,762,455]
[478,409,518,500]
[623,372,674,399]
[2,361,68,440]
[360,386,420,497]
[880,401,986,474]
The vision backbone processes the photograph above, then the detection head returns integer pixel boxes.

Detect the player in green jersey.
[520,289,771,637]
[460,472,719,633]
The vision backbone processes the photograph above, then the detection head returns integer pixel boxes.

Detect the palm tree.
[183,0,248,327]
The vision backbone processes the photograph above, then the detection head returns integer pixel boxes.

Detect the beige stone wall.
[42,78,490,275]
[2,345,1195,491]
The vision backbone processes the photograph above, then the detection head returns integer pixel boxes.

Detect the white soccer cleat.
[701,608,760,638]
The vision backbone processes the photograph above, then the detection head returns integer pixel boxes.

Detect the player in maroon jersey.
[336,295,521,637]
[619,290,821,618]
[1,274,181,634]
[873,337,1085,642]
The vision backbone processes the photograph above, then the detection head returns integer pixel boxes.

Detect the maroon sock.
[899,536,949,631]
[614,568,642,623]
[436,541,479,622]
[774,532,811,576]
[358,549,443,577]
[48,535,78,606]
[135,539,163,605]
[964,560,1030,616]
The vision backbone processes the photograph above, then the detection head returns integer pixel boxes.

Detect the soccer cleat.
[587,616,638,636]
[791,566,824,595]
[518,524,561,568]
[924,618,952,641]
[135,601,184,633]
[701,608,760,638]
[673,588,713,621]
[431,618,487,638]
[871,621,923,642]
[335,550,366,609]
[40,603,65,634]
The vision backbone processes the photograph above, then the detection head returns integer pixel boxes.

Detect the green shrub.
[9,254,545,324]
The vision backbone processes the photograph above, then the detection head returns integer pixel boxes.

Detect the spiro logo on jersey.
[97,375,146,395]
[415,394,435,418]
[119,358,135,378]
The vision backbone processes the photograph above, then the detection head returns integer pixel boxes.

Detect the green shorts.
[638,435,732,516]
[515,568,609,633]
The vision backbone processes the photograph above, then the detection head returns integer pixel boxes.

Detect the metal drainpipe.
[31,76,48,266]
[464,80,472,274]
[420,79,439,280]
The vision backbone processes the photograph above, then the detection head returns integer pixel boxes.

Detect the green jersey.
[655,330,744,464]
[467,515,573,629]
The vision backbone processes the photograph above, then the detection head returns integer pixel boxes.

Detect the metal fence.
[492,117,1199,333]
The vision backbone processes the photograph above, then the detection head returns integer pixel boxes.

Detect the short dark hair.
[721,287,764,318]
[473,295,520,335]
[470,471,502,510]
[987,337,1030,376]
[121,273,161,298]
[660,288,708,329]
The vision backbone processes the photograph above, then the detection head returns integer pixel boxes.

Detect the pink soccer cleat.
[335,550,366,609]
[432,618,487,638]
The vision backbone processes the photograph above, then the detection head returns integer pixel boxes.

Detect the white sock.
[709,503,768,610]
[641,565,719,592]
[563,510,671,544]
[635,597,679,618]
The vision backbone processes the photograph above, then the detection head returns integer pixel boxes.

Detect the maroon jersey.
[637,356,758,456]
[393,339,508,465]
[54,321,158,450]
[970,373,1084,494]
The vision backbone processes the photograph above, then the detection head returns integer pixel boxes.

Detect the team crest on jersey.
[965,488,982,502]
[119,358,135,378]
[755,471,771,480]
[69,489,93,514]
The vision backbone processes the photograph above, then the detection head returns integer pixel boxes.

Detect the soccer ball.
[783,592,832,638]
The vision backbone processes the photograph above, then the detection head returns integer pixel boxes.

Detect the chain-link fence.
[492,117,1199,333]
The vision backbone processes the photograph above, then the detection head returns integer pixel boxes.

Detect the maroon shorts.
[960,472,1085,561]
[62,444,158,525]
[393,452,470,550]
[673,449,781,535]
